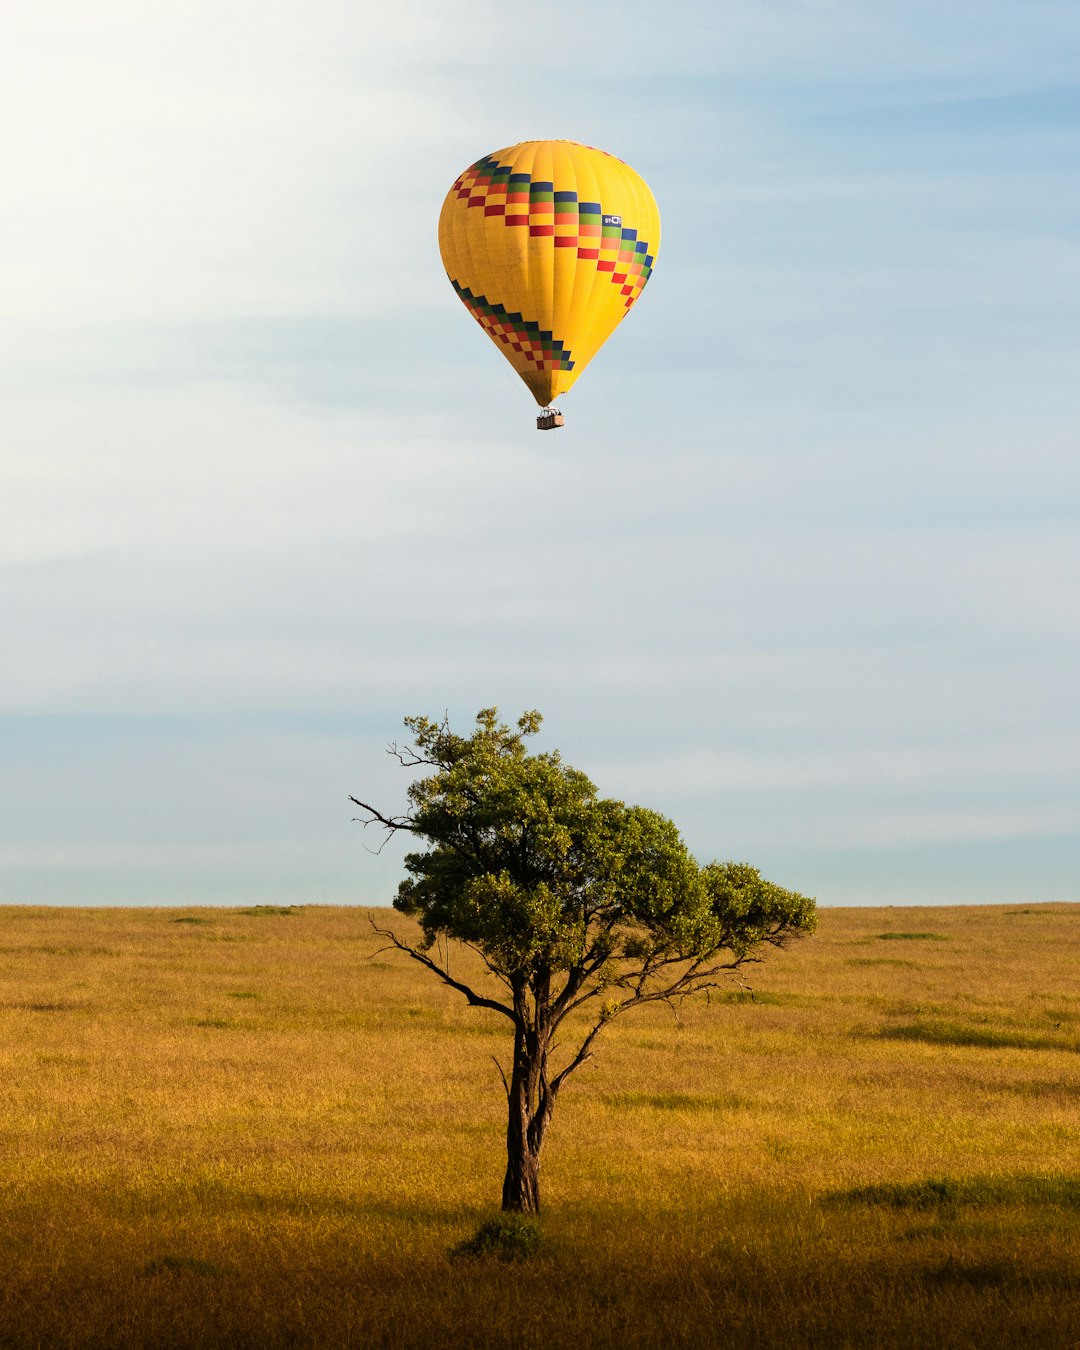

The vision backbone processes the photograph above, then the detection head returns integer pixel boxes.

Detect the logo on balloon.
[602,214,622,227]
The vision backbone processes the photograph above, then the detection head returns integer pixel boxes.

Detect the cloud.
[0,0,481,325]
[1,0,1078,904]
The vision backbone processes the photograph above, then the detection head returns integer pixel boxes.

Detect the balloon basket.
[536,409,564,431]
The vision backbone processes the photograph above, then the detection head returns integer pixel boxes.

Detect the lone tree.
[352,709,815,1215]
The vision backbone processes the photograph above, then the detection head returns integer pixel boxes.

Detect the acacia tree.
[352,708,815,1215]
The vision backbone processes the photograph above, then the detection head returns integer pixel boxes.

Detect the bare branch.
[349,796,414,833]
[559,980,606,1020]
[368,917,519,1027]
[549,1017,608,1096]
[359,834,398,858]
[491,1055,510,1101]
[546,949,769,1098]
[456,936,514,998]
[387,741,438,769]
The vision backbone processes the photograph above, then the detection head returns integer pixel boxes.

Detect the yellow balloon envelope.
[438,140,661,412]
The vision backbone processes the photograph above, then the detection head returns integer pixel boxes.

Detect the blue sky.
[2,0,1078,905]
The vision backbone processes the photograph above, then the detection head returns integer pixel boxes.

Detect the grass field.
[1,902,1077,1348]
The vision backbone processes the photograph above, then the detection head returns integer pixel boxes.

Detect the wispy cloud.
[2,0,1078,904]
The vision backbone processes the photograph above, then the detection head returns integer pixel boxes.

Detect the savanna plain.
[1,903,1077,1349]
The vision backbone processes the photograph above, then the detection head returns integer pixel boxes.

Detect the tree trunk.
[502,1039,544,1212]
[501,1132,541,1213]
[501,1012,554,1214]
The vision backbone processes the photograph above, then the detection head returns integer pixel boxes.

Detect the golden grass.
[0,902,1077,1348]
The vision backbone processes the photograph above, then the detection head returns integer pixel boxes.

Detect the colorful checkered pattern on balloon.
[452,156,655,309]
[451,281,575,372]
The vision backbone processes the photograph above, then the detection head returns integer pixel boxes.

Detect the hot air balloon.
[438,140,661,430]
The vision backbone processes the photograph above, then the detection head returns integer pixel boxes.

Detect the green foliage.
[369,708,817,1212]
[701,862,817,960]
[451,1214,548,1262]
[392,709,815,983]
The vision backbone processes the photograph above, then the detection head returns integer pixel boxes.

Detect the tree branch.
[548,1017,607,1096]
[545,948,767,1097]
[387,741,439,769]
[349,797,414,831]
[368,917,519,1026]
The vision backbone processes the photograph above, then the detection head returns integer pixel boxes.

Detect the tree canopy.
[353,708,816,1212]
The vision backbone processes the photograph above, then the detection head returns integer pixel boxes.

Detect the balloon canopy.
[438,140,661,410]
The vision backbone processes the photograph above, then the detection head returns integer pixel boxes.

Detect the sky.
[2,0,1079,907]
